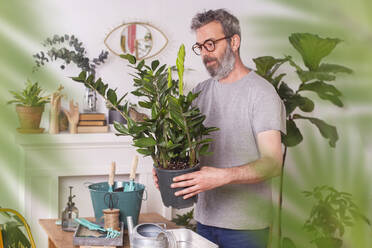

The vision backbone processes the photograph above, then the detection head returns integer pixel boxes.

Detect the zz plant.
[72,44,218,169]
[252,33,353,247]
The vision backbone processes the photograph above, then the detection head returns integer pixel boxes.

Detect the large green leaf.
[282,119,303,147]
[134,137,157,148]
[253,56,282,76]
[294,114,338,147]
[176,44,185,96]
[299,81,343,107]
[120,54,136,64]
[317,63,353,74]
[107,89,117,106]
[285,94,314,114]
[114,122,129,135]
[289,33,341,70]
[297,70,336,82]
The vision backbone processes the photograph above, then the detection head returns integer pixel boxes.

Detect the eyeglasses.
[192,36,232,55]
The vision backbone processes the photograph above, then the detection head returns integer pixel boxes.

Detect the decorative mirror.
[105,22,168,60]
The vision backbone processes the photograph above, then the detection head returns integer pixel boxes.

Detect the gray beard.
[204,45,236,80]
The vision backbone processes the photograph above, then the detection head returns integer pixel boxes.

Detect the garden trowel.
[124,155,138,192]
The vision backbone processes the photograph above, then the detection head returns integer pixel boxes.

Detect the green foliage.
[303,185,370,241]
[33,34,108,75]
[7,79,50,107]
[171,209,196,231]
[0,208,31,248]
[72,44,218,169]
[253,33,352,148]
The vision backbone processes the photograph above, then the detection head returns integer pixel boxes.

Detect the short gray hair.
[190,9,241,39]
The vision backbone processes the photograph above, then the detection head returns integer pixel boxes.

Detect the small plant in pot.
[7,79,50,133]
[72,44,218,209]
[302,185,371,248]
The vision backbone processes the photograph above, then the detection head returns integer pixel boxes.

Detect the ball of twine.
[103,208,120,231]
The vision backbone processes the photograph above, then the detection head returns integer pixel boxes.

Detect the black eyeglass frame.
[192,35,233,55]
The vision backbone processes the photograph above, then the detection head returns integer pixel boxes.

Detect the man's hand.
[171,166,229,200]
[152,168,159,189]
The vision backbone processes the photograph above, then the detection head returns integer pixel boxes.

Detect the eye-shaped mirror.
[105,22,168,60]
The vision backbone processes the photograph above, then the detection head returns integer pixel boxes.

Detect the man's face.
[196,21,236,80]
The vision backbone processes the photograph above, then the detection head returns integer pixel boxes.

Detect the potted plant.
[7,79,50,133]
[252,33,354,246]
[0,207,35,248]
[302,185,370,248]
[72,44,218,208]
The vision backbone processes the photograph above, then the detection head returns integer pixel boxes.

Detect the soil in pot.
[16,105,44,129]
[155,163,200,209]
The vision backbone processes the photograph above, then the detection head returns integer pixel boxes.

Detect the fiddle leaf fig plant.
[72,44,218,169]
[252,33,353,247]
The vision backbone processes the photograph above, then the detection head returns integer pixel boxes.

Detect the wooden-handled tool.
[124,155,138,192]
[108,161,116,192]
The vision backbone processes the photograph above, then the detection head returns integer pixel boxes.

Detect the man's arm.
[171,130,283,199]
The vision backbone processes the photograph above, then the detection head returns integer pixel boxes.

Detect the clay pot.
[16,105,44,129]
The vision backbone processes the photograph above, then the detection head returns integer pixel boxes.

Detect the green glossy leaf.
[138,101,152,109]
[297,70,336,82]
[253,56,285,76]
[318,63,353,74]
[176,44,185,95]
[294,114,338,147]
[120,54,136,64]
[285,94,314,114]
[278,82,295,99]
[86,74,95,84]
[137,59,145,70]
[134,137,157,147]
[107,89,117,106]
[299,81,343,107]
[151,60,160,71]
[136,148,153,156]
[114,121,129,135]
[167,67,172,88]
[282,119,303,147]
[289,33,341,70]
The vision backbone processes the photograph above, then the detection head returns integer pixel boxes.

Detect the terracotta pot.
[16,105,44,129]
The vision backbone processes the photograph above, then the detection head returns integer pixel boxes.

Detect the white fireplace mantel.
[16,131,171,248]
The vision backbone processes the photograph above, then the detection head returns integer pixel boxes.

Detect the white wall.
[34,0,295,114]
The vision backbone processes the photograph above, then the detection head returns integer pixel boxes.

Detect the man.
[153,9,286,248]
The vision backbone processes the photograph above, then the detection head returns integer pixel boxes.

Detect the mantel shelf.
[15,131,132,147]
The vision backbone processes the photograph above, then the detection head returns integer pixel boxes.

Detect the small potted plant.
[8,79,50,133]
[72,44,218,208]
[303,185,371,248]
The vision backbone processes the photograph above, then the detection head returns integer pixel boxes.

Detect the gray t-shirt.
[191,71,286,230]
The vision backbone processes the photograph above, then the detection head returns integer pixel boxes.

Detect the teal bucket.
[88,181,146,228]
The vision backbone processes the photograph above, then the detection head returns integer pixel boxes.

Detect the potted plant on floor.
[7,79,50,133]
[252,33,353,246]
[302,185,370,248]
[71,44,218,208]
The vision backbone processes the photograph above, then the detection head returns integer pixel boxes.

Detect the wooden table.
[39,213,179,248]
